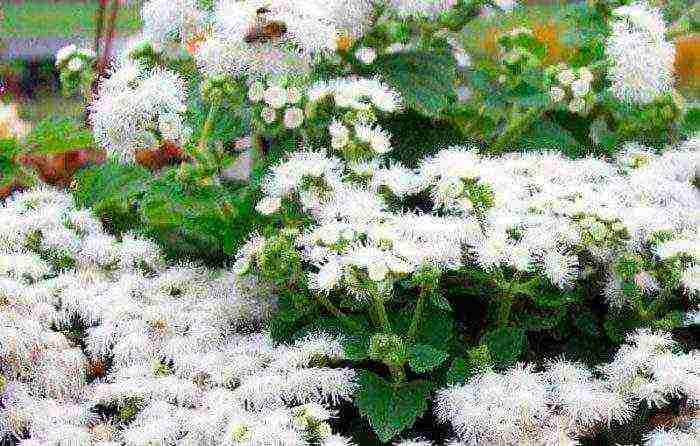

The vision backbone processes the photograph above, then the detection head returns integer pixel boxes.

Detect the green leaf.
[375,50,458,118]
[392,307,455,349]
[408,344,448,374]
[516,119,581,155]
[430,291,452,311]
[354,371,432,443]
[446,344,493,385]
[482,327,526,368]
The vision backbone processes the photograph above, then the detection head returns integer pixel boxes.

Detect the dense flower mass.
[436,330,700,445]
[90,62,192,164]
[605,2,676,104]
[0,188,357,445]
[16,0,700,443]
[246,139,698,299]
[141,0,205,53]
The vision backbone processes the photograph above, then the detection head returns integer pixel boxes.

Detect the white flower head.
[549,86,566,103]
[261,107,277,124]
[264,84,288,109]
[256,197,282,215]
[283,107,305,129]
[355,47,377,65]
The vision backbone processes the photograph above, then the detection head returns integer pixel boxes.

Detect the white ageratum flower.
[354,123,392,154]
[549,86,565,103]
[605,8,675,105]
[55,44,77,66]
[453,49,472,68]
[613,1,666,36]
[287,87,303,104]
[309,260,343,292]
[283,107,305,129]
[570,79,590,98]
[568,97,586,114]
[261,107,277,124]
[256,197,282,215]
[142,0,205,52]
[578,67,593,84]
[90,66,190,164]
[541,251,579,289]
[557,69,575,86]
[263,85,288,109]
[354,47,377,64]
[367,261,389,282]
[267,0,375,53]
[388,0,459,19]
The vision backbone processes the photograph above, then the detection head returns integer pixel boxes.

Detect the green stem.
[197,99,220,166]
[489,106,544,155]
[496,271,520,328]
[497,292,514,328]
[371,294,392,334]
[315,293,363,332]
[407,286,427,342]
[388,363,406,383]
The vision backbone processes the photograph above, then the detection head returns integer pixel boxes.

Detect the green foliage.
[381,109,467,168]
[354,370,432,443]
[375,51,458,118]
[23,118,94,156]
[116,398,142,424]
[407,344,449,374]
[445,344,493,385]
[481,327,527,369]
[0,138,27,190]
[138,168,263,263]
[72,162,150,236]
[72,162,267,264]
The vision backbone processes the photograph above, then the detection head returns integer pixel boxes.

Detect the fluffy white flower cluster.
[549,64,594,114]
[308,77,403,113]
[435,330,700,446]
[195,0,376,78]
[605,1,676,105]
[249,79,306,129]
[268,0,376,53]
[90,61,192,164]
[0,188,357,445]
[55,44,95,72]
[249,137,698,300]
[141,0,206,53]
[387,0,458,19]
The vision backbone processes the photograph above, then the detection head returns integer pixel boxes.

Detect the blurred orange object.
[21,149,106,189]
[675,35,700,94]
[135,140,186,171]
[0,103,31,139]
[532,21,572,65]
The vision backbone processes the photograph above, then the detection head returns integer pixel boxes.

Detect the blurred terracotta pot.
[21,148,106,188]
[135,140,187,171]
[675,35,700,94]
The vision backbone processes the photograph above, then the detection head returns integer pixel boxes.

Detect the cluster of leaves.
[44,0,699,443]
[450,2,692,156]
[1,118,98,197]
[71,160,268,264]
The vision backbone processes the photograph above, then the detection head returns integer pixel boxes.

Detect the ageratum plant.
[27,0,699,444]
[235,83,699,442]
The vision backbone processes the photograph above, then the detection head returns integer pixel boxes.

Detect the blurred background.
[0,0,697,126]
[1,0,142,123]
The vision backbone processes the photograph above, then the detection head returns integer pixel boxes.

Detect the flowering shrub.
[6,0,699,444]
[0,187,357,444]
